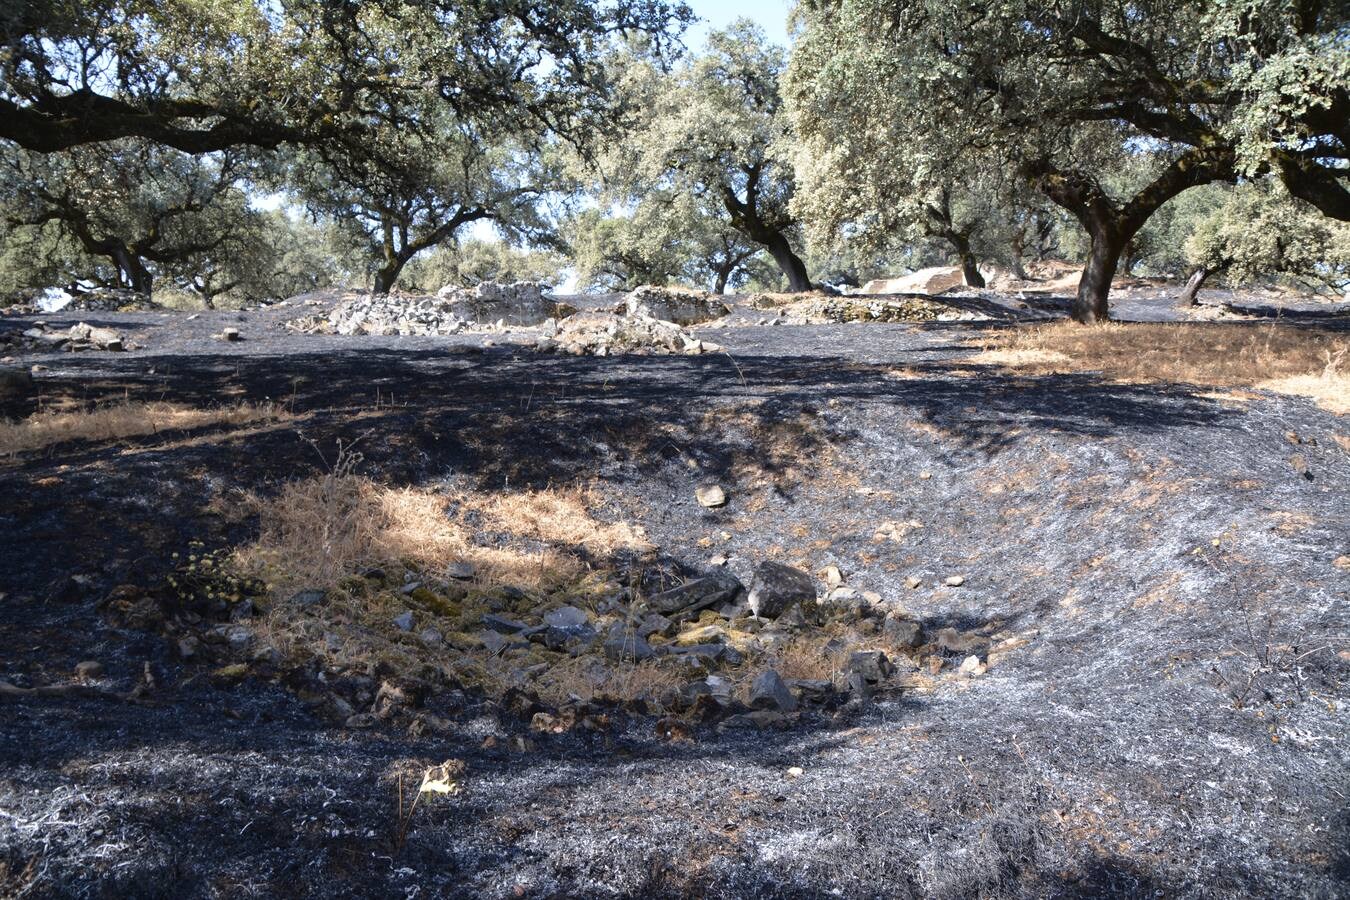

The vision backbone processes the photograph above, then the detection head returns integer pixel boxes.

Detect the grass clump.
[0,399,288,456]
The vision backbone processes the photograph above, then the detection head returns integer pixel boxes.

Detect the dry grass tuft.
[974,322,1349,413]
[0,400,288,456]
[233,475,651,599]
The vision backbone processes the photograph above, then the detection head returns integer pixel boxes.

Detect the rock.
[637,613,672,638]
[695,484,728,508]
[446,560,475,579]
[392,611,415,632]
[220,328,241,342]
[289,589,326,608]
[788,678,832,699]
[483,613,529,634]
[883,614,922,648]
[787,766,804,778]
[604,625,654,661]
[674,624,726,646]
[648,572,743,616]
[177,636,201,659]
[543,606,590,629]
[749,668,797,712]
[74,660,104,680]
[719,710,788,730]
[224,625,254,650]
[959,655,988,677]
[747,562,816,619]
[419,628,444,646]
[944,575,966,587]
[622,285,730,325]
[709,553,729,566]
[345,713,377,729]
[823,565,844,587]
[905,576,923,589]
[847,650,893,683]
[932,627,988,655]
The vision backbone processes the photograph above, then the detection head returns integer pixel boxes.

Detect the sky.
[684,0,793,48]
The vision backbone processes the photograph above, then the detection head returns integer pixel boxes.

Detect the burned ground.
[0,298,1347,898]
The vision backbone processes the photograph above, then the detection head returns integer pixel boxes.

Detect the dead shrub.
[0,399,287,456]
[972,322,1349,413]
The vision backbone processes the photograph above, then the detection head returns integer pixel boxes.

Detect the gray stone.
[883,614,923,648]
[749,668,797,712]
[847,649,893,683]
[220,327,241,342]
[637,613,672,638]
[289,589,326,608]
[544,605,590,629]
[747,562,816,619]
[648,572,743,616]
[695,484,728,508]
[392,611,415,632]
[74,660,104,680]
[420,628,444,646]
[603,626,654,661]
[482,613,529,634]
[447,560,475,579]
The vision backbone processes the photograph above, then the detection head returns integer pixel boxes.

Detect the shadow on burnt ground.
[0,345,1244,601]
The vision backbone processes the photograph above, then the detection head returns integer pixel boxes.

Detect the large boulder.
[747,562,816,620]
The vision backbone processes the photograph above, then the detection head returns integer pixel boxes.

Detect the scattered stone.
[345,713,377,729]
[636,613,672,638]
[447,561,475,579]
[932,627,988,655]
[220,328,241,342]
[289,589,326,608]
[695,484,728,508]
[749,668,798,713]
[74,660,104,680]
[944,575,966,587]
[747,562,816,619]
[392,611,415,632]
[720,710,788,730]
[787,766,804,778]
[420,628,444,647]
[709,553,729,566]
[905,576,923,589]
[823,565,844,587]
[177,636,201,659]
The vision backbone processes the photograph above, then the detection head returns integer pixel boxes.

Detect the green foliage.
[401,240,566,293]
[1186,183,1350,293]
[593,21,811,290]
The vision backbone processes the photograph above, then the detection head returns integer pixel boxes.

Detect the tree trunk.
[1009,229,1029,280]
[372,257,408,295]
[1178,265,1211,306]
[713,264,731,295]
[1075,225,1123,324]
[762,232,812,293]
[110,245,153,295]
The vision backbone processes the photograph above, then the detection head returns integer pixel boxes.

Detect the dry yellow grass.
[233,475,651,599]
[0,400,287,456]
[973,322,1349,413]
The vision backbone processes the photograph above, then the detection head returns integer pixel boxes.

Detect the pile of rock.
[314,282,562,336]
[537,310,723,357]
[48,288,158,313]
[620,286,730,326]
[3,321,134,353]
